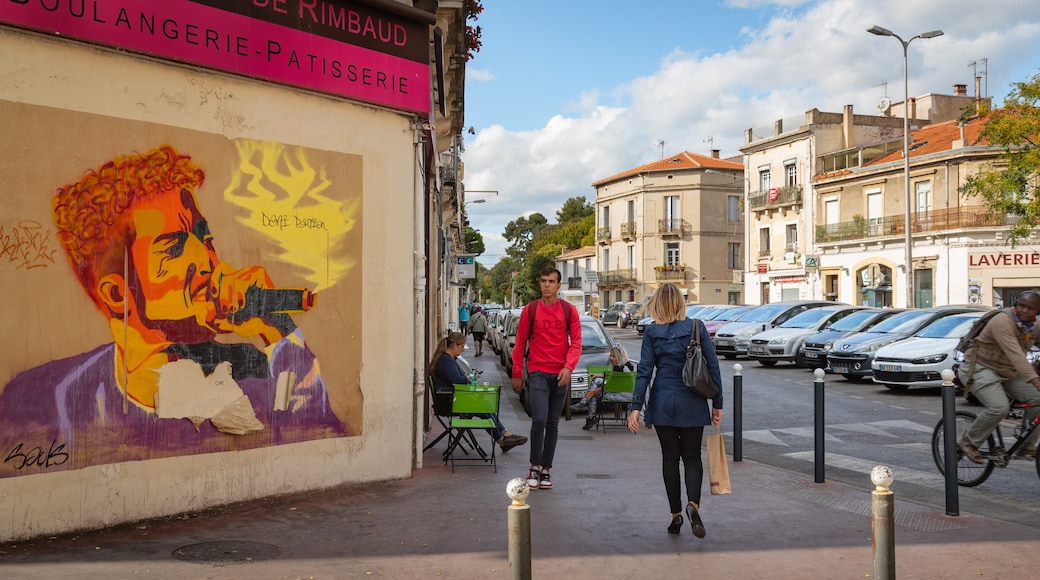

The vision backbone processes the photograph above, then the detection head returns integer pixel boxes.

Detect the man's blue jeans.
[527,371,568,469]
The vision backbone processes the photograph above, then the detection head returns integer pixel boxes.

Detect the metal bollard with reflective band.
[733,363,743,462]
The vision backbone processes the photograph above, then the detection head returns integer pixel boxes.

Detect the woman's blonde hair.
[427,331,467,378]
[646,283,687,324]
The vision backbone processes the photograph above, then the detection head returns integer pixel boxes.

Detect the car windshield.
[697,307,727,320]
[717,306,753,321]
[685,305,707,317]
[581,321,611,350]
[779,308,838,329]
[738,303,796,323]
[868,310,937,334]
[826,310,881,331]
[916,314,982,339]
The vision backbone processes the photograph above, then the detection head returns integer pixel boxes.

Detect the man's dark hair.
[1016,289,1040,305]
[540,266,562,283]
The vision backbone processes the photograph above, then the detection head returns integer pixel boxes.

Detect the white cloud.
[466,67,496,82]
[464,0,1040,266]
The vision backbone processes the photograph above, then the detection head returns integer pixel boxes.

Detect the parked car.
[703,306,754,338]
[637,303,711,335]
[826,307,986,381]
[799,308,905,369]
[748,305,866,367]
[518,315,631,415]
[494,308,521,364]
[870,311,987,390]
[602,301,642,328]
[713,301,836,359]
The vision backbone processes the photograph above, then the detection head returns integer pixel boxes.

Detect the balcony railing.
[567,277,582,290]
[747,184,803,210]
[658,218,691,236]
[596,226,611,243]
[599,268,637,286]
[815,207,1018,244]
[654,265,687,281]
[620,221,637,239]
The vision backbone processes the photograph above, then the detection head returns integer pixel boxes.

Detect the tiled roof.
[592,151,743,186]
[862,115,991,168]
[556,245,596,260]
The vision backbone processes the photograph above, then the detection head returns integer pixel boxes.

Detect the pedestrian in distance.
[469,306,488,357]
[512,266,581,491]
[628,283,723,538]
[429,332,527,453]
[957,290,1040,463]
[458,301,471,336]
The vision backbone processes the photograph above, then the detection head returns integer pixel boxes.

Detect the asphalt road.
[606,325,1040,529]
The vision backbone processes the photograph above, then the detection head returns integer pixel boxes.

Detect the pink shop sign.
[0,0,430,114]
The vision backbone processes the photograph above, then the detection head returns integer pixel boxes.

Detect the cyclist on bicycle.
[957,290,1040,463]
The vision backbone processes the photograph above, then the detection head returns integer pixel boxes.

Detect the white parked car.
[870,311,986,390]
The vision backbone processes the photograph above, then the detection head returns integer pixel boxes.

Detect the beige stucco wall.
[0,27,418,540]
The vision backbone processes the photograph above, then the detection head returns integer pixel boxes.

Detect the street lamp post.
[867,25,943,308]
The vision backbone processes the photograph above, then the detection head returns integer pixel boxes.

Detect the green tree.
[464,226,485,255]
[503,213,549,260]
[556,196,593,224]
[962,72,1040,245]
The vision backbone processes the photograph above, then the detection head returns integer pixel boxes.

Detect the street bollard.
[940,369,960,516]
[813,368,826,483]
[733,363,743,462]
[870,465,896,580]
[506,478,532,580]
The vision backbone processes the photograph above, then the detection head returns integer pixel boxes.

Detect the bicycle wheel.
[932,410,995,487]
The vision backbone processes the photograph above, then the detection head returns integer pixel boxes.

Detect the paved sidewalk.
[0,339,1035,579]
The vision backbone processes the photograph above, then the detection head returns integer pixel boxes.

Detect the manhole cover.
[172,541,281,566]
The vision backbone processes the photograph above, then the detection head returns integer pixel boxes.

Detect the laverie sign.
[969,251,1040,268]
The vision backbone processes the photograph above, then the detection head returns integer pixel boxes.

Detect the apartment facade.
[592,152,745,306]
[741,90,979,306]
[555,245,597,314]
[813,113,1036,308]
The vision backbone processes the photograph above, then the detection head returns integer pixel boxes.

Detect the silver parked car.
[748,305,866,367]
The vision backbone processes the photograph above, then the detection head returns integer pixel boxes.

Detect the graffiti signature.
[4,440,69,470]
[0,220,59,270]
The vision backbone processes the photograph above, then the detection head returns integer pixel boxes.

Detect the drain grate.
[172,541,281,566]
[576,473,612,479]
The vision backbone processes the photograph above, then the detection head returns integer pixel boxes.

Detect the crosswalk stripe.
[772,426,843,442]
[829,422,901,438]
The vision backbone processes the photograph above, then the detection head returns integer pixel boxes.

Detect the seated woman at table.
[428,332,527,452]
[572,345,635,430]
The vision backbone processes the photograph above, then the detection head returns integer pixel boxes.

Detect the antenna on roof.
[653,139,665,158]
[703,136,714,152]
[968,58,988,98]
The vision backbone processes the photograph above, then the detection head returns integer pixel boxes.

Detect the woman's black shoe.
[667,514,683,534]
[686,503,705,538]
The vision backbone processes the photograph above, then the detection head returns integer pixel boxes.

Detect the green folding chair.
[445,384,501,472]
[597,370,635,432]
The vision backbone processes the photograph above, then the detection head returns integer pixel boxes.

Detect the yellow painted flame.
[222,140,357,292]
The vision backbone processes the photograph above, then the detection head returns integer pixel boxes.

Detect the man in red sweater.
[512,266,582,491]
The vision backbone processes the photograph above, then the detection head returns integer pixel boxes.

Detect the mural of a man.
[0,146,346,477]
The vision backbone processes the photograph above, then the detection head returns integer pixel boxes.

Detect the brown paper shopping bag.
[707,424,732,495]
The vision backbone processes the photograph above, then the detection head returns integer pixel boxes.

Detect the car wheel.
[883,384,909,391]
[842,374,857,381]
[759,360,777,367]
[723,354,736,360]
[616,317,624,329]
[794,353,805,367]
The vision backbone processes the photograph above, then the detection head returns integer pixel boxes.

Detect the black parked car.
[602,302,642,329]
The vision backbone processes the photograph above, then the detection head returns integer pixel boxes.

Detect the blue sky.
[460,0,1040,265]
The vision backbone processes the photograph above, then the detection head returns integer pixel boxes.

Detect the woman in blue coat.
[628,283,723,537]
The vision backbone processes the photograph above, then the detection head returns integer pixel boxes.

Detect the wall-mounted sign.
[968,251,1040,268]
[757,264,768,274]
[804,255,819,270]
[0,0,432,114]
[456,256,475,279]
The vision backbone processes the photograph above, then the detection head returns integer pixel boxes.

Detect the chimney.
[843,104,854,148]
[953,83,967,96]
[909,97,917,122]
[711,149,720,159]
